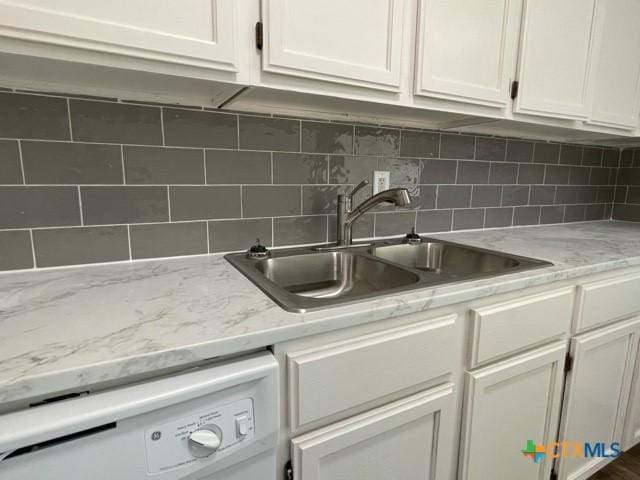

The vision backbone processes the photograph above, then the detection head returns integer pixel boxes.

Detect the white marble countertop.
[2,220,640,407]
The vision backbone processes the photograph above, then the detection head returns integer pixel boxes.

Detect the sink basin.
[255,252,419,299]
[369,242,520,276]
[225,237,551,312]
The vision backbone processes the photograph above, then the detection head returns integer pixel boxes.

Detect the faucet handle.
[348,179,369,199]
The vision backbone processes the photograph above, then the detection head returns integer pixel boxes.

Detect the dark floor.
[589,444,640,479]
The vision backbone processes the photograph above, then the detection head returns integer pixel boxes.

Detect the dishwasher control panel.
[144,397,255,474]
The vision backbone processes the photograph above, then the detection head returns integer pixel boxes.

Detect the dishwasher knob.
[188,426,222,457]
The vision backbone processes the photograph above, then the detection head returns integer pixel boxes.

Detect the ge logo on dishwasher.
[151,431,162,441]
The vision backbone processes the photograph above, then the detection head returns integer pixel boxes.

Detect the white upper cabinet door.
[0,0,238,73]
[514,0,598,120]
[414,0,523,108]
[291,385,456,480]
[261,0,407,92]
[555,317,640,480]
[586,0,640,130]
[459,343,567,480]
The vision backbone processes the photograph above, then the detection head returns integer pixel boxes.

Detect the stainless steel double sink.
[225,238,552,312]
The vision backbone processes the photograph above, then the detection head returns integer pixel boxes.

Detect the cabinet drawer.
[575,274,640,333]
[469,288,574,368]
[288,314,456,430]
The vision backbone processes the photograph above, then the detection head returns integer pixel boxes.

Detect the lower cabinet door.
[290,384,455,480]
[623,346,640,450]
[459,342,567,480]
[555,317,640,480]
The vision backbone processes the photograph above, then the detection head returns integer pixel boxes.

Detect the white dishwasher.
[0,351,278,480]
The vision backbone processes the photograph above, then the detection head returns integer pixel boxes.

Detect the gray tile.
[239,116,300,152]
[602,149,619,168]
[560,145,583,165]
[518,164,545,184]
[475,137,506,162]
[589,167,610,186]
[615,185,628,203]
[457,161,490,184]
[0,230,33,270]
[604,203,613,219]
[620,149,634,168]
[0,92,70,140]
[124,146,204,184]
[70,99,162,145]
[163,108,237,149]
[32,226,129,267]
[556,186,580,204]
[22,141,122,184]
[582,147,603,166]
[328,213,374,241]
[329,155,378,184]
[301,121,352,154]
[506,140,533,163]
[533,142,560,164]
[437,185,471,209]
[209,218,273,252]
[0,186,80,228]
[303,185,346,214]
[374,211,416,237]
[513,206,540,226]
[81,186,168,225]
[274,216,326,246]
[0,140,22,184]
[489,162,518,184]
[379,157,420,185]
[130,222,207,259]
[404,185,436,210]
[565,204,586,222]
[440,134,474,160]
[613,204,640,222]
[529,186,556,205]
[452,208,484,230]
[485,207,513,228]
[540,205,565,224]
[502,185,529,206]
[354,126,400,156]
[169,186,240,221]
[627,186,640,204]
[596,186,615,203]
[243,185,300,217]
[420,159,457,184]
[569,166,590,185]
[205,150,270,185]
[471,185,501,207]
[577,186,597,204]
[545,165,570,185]
[273,153,328,184]
[585,204,605,221]
[400,130,439,158]
[416,209,452,233]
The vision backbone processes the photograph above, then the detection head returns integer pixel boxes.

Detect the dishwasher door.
[0,351,278,480]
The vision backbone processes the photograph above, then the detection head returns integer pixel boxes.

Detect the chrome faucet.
[336,180,411,246]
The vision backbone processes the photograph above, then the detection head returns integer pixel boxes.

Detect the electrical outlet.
[373,171,390,194]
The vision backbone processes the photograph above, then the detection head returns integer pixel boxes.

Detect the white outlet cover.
[373,171,390,194]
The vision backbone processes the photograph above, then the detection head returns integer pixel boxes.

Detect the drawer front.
[288,314,457,430]
[575,274,640,333]
[469,288,574,368]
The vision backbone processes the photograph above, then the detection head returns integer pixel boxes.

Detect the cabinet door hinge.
[284,460,293,480]
[564,352,573,373]
[255,21,264,50]
[510,80,519,99]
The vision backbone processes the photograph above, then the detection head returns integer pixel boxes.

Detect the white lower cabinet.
[555,317,640,480]
[623,346,640,450]
[290,384,455,480]
[458,342,567,480]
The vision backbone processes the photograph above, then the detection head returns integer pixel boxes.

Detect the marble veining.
[2,220,640,407]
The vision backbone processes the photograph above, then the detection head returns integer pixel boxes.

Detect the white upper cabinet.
[0,0,239,75]
[414,0,523,108]
[514,0,598,120]
[586,0,640,130]
[260,0,407,92]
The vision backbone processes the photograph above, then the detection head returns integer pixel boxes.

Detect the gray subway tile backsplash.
[0,89,625,271]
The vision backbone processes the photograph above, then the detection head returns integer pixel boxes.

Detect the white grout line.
[205,220,211,253]
[17,139,25,184]
[271,217,275,247]
[202,149,207,183]
[160,108,166,146]
[240,185,244,218]
[66,98,74,141]
[28,229,36,268]
[120,145,126,184]
[166,186,172,222]
[236,114,240,149]
[126,225,132,260]
[77,186,84,226]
